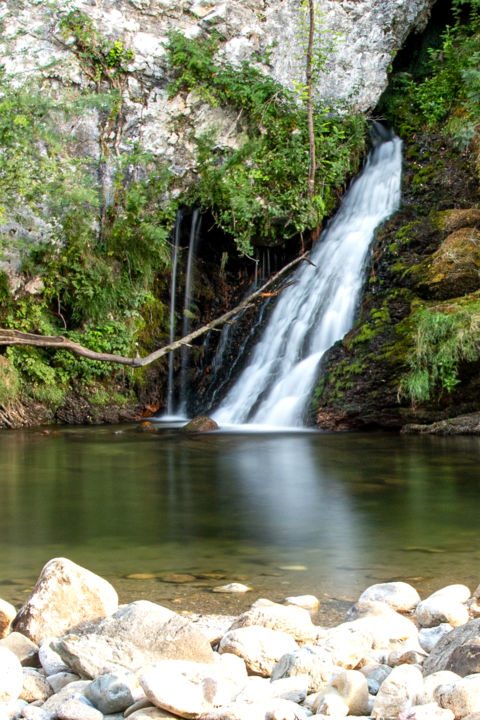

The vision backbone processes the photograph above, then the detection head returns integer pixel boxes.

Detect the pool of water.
[1,425,480,623]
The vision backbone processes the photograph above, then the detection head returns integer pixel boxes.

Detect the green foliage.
[59,10,135,84]
[399,302,480,404]
[380,0,480,148]
[167,32,367,254]
[0,357,20,408]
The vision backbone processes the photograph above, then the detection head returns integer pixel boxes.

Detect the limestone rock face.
[12,557,118,645]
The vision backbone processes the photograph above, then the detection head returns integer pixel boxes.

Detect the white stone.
[314,691,350,716]
[46,672,81,694]
[219,626,299,677]
[420,672,463,705]
[358,582,421,612]
[372,664,424,718]
[13,558,118,645]
[39,640,71,675]
[199,699,309,720]
[0,647,23,703]
[345,602,419,648]
[435,676,480,719]
[271,646,338,693]
[416,589,470,629]
[398,702,455,720]
[20,668,53,702]
[319,622,373,668]
[84,673,135,714]
[140,662,216,719]
[212,583,252,593]
[127,708,179,720]
[236,674,308,703]
[229,600,317,643]
[420,625,454,653]
[285,595,319,610]
[56,697,103,720]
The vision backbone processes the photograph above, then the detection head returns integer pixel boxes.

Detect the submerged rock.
[180,417,219,433]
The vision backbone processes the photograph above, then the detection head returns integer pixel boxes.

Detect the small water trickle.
[179,209,202,415]
[165,208,183,418]
[212,132,403,428]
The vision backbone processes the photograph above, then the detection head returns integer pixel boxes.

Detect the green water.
[1,425,480,622]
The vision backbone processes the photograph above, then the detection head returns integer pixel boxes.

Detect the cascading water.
[212,131,402,428]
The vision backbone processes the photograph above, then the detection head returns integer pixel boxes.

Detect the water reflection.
[1,428,480,609]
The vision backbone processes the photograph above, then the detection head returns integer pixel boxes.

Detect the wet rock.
[54,602,213,678]
[435,209,480,234]
[420,625,454,653]
[219,626,299,677]
[358,582,421,612]
[0,632,39,667]
[435,676,480,719]
[160,574,196,584]
[0,598,17,638]
[229,600,317,643]
[84,673,135,714]
[180,416,219,433]
[271,645,338,693]
[20,668,53,702]
[423,619,480,676]
[416,586,470,628]
[12,558,118,644]
[372,664,424,718]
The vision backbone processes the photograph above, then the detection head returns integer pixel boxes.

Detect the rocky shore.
[2,558,480,720]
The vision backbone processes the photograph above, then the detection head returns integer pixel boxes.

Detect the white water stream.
[213,133,403,428]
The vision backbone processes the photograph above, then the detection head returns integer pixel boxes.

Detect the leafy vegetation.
[167,31,367,255]
[399,301,480,404]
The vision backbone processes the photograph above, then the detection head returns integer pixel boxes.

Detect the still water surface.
[1,425,480,621]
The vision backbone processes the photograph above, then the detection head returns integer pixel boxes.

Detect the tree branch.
[0,252,311,368]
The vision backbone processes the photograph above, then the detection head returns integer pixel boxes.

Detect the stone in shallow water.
[180,416,219,432]
[160,574,196,584]
[284,595,319,610]
[12,558,118,645]
[212,583,251,594]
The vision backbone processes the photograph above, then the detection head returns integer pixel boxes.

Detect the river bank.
[2,558,480,719]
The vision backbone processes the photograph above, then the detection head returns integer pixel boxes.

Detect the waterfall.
[165,209,183,418]
[212,133,402,428]
[179,208,202,415]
